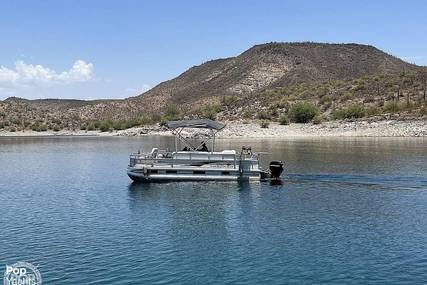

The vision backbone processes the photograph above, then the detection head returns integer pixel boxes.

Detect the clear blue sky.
[0,0,426,100]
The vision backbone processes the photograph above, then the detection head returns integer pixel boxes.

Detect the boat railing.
[129,151,259,169]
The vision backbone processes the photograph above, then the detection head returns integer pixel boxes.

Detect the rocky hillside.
[138,42,419,110]
[0,42,426,132]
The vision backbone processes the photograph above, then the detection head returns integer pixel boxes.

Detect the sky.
[0,0,426,100]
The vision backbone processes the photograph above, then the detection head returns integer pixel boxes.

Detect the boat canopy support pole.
[174,131,178,151]
[171,127,219,152]
[172,128,198,151]
[211,129,215,152]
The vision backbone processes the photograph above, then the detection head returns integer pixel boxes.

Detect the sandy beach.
[1,119,426,138]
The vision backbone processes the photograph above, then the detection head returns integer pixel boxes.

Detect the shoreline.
[0,119,426,138]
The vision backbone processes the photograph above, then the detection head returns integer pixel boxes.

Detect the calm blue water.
[1,136,427,284]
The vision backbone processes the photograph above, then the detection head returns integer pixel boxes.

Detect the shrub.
[9,127,16,132]
[312,114,323,125]
[383,101,400,113]
[31,123,48,132]
[260,120,269,128]
[354,84,366,91]
[275,99,290,109]
[332,104,366,120]
[366,106,381,117]
[257,111,270,120]
[164,105,182,121]
[221,95,238,106]
[39,124,48,132]
[321,101,332,111]
[110,119,141,131]
[53,125,61,132]
[403,101,415,110]
[150,113,162,123]
[288,101,320,123]
[279,114,289,125]
[99,120,113,132]
[51,118,62,125]
[340,92,353,101]
[86,123,96,131]
[10,117,21,125]
[242,110,254,119]
[268,106,278,118]
[319,95,332,105]
[112,120,140,130]
[112,121,126,130]
[139,116,152,126]
[124,119,140,129]
[202,104,221,120]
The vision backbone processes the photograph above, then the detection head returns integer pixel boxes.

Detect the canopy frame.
[166,120,225,152]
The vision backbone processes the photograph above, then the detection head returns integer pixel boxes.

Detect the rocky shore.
[1,119,426,138]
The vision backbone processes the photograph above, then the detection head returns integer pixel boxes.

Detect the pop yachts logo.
[4,262,41,285]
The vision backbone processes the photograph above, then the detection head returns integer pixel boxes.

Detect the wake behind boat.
[127,119,284,182]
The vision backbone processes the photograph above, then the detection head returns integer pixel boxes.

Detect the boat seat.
[173,150,237,161]
[221,150,236,154]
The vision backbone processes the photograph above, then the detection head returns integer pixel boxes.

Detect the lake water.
[1,136,427,284]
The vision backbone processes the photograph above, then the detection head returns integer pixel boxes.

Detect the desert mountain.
[137,42,419,110]
[0,42,425,131]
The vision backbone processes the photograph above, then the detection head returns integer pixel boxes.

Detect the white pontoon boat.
[127,119,284,182]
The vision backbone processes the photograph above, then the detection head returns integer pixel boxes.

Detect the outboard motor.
[269,161,284,179]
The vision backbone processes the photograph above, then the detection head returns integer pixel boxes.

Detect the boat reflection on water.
[269,179,284,186]
[126,180,265,210]
[127,180,258,195]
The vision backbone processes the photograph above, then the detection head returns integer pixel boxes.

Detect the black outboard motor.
[269,161,284,179]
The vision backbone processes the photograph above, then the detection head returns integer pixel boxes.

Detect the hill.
[137,42,420,110]
[0,42,426,132]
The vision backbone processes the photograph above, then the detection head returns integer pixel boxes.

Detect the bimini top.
[166,119,226,130]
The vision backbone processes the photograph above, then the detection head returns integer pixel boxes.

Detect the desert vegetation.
[209,70,427,124]
[288,102,320,123]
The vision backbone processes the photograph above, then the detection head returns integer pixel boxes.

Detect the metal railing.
[129,151,259,169]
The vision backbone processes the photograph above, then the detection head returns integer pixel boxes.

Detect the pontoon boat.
[127,119,284,182]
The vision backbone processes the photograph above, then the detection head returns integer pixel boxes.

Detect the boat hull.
[127,168,260,183]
